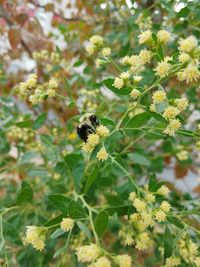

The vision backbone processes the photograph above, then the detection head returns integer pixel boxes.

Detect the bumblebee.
[77,113,99,142]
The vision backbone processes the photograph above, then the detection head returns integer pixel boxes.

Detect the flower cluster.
[7,125,34,143]
[163,235,200,266]
[17,74,58,105]
[120,185,171,251]
[150,90,189,136]
[86,35,111,68]
[81,124,110,161]
[78,89,99,112]
[25,226,46,251]
[177,36,200,83]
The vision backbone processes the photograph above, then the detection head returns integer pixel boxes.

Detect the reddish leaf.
[8,27,21,49]
[175,164,188,179]
[164,156,171,165]
[15,14,28,26]
[193,185,200,193]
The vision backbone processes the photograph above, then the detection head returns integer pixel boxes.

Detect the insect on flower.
[77,113,99,142]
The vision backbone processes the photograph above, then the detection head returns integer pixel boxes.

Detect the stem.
[73,192,99,245]
[117,77,162,129]
[56,230,72,267]
[108,155,140,194]
[0,216,9,267]
[108,57,122,72]
[0,206,19,216]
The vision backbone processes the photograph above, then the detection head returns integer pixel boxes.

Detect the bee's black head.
[89,114,99,127]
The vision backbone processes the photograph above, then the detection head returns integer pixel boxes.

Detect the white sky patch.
[100,3,107,9]
[174,2,186,12]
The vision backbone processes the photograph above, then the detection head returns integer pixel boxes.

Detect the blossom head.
[152,90,166,104]
[145,192,155,203]
[155,210,166,222]
[157,185,170,196]
[92,257,111,267]
[138,30,152,44]
[97,147,108,161]
[136,232,151,250]
[96,125,110,137]
[177,64,200,83]
[139,49,153,64]
[133,198,146,212]
[47,89,56,97]
[130,89,140,99]
[26,74,37,88]
[155,61,171,77]
[163,106,180,120]
[76,244,100,263]
[49,78,58,89]
[178,52,190,63]
[115,254,132,267]
[178,36,198,53]
[86,44,95,55]
[101,47,111,57]
[164,256,181,267]
[90,35,104,46]
[113,77,124,89]
[60,217,74,232]
[163,119,181,136]
[160,201,171,212]
[157,30,171,44]
[175,97,188,111]
[87,133,100,147]
[81,142,94,153]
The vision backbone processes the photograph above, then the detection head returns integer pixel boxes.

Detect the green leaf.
[100,117,115,127]
[84,166,99,193]
[147,110,167,124]
[50,229,65,239]
[65,154,84,190]
[126,112,151,128]
[103,78,131,95]
[177,7,189,18]
[16,120,32,128]
[32,113,47,130]
[152,32,157,43]
[68,200,86,219]
[44,214,64,227]
[17,181,33,205]
[148,174,165,192]
[163,226,173,260]
[20,151,38,164]
[48,194,70,213]
[94,211,109,237]
[157,46,164,61]
[53,246,67,259]
[167,216,184,229]
[148,173,157,191]
[77,222,92,240]
[129,152,151,167]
